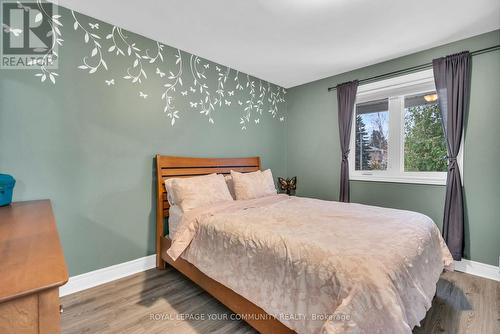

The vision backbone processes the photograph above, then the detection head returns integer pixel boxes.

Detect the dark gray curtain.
[336,80,359,202]
[432,51,471,261]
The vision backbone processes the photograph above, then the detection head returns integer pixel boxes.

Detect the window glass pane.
[404,92,447,172]
[355,99,389,171]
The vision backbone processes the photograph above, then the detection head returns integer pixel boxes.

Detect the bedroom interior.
[0,0,499,333]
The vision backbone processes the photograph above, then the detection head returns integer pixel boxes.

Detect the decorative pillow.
[230,169,277,200]
[224,175,236,199]
[169,173,233,212]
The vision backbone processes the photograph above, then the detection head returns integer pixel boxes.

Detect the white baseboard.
[59,254,498,297]
[454,259,499,281]
[59,254,156,297]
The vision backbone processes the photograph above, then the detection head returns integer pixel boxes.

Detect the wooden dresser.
[0,200,68,334]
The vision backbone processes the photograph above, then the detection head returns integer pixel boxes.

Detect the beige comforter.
[167,195,453,334]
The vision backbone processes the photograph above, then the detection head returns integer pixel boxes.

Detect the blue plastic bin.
[0,174,15,206]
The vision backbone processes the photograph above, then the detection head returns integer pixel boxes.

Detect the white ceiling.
[53,0,500,88]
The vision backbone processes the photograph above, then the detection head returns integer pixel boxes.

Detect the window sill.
[349,174,446,186]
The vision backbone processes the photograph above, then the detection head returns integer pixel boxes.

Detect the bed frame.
[155,155,295,334]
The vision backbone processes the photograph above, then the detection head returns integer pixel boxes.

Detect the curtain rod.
[327,44,500,92]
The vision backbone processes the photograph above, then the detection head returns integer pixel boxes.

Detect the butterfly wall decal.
[139,91,148,99]
[105,79,115,86]
[156,67,165,78]
[278,176,297,195]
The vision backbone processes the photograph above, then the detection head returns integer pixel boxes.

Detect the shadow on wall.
[149,158,158,253]
[65,214,147,274]
[462,190,470,260]
[62,158,157,275]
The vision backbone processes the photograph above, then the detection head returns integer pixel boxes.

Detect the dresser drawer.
[0,288,60,334]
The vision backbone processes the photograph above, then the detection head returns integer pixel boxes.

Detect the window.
[349,69,462,185]
[355,99,389,171]
[403,92,447,172]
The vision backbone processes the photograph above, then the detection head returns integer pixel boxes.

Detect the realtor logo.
[1,0,59,69]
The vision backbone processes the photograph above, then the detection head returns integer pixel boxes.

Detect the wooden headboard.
[155,155,261,266]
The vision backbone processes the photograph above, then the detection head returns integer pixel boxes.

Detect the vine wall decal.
[161,49,183,125]
[26,0,63,83]
[33,6,286,129]
[72,11,107,74]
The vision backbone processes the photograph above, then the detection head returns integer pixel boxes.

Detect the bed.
[155,155,453,334]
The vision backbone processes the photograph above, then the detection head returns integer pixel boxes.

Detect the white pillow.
[224,175,236,199]
[168,205,183,237]
[169,173,233,212]
[164,179,177,206]
[230,169,277,200]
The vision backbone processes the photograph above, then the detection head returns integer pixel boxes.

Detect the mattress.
[167,195,453,334]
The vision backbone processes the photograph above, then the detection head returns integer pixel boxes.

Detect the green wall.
[286,30,500,266]
[0,6,287,276]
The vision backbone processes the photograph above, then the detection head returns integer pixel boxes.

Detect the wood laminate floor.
[61,267,499,334]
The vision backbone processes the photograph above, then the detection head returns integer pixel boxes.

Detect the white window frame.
[349,69,463,186]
